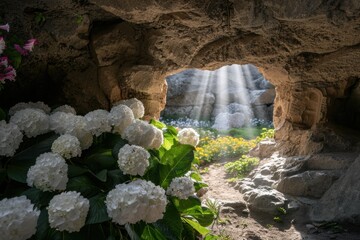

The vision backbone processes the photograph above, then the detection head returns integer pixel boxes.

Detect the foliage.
[0,111,215,239]
[218,127,264,140]
[224,156,259,179]
[195,136,256,163]
[255,128,275,143]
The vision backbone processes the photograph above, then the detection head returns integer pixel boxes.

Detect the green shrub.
[224,156,260,179]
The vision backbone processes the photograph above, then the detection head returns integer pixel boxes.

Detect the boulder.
[249,89,276,106]
[243,187,286,214]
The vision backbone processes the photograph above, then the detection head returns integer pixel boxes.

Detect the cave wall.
[1,0,360,154]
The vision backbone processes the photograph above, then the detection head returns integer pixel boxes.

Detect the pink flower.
[0,65,16,83]
[0,23,10,32]
[0,56,8,67]
[0,37,5,54]
[14,44,28,56]
[23,39,37,52]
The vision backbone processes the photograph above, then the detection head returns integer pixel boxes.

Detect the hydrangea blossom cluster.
[51,134,82,159]
[27,152,68,192]
[8,101,51,116]
[0,120,23,157]
[50,112,93,150]
[0,196,40,240]
[48,191,89,233]
[84,109,111,137]
[123,120,163,149]
[106,180,167,225]
[52,104,76,115]
[177,128,200,147]
[10,108,50,138]
[116,98,144,119]
[109,104,134,136]
[166,177,195,199]
[118,144,150,176]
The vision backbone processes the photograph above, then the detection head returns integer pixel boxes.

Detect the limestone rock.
[311,154,360,224]
[243,187,286,214]
[249,89,276,106]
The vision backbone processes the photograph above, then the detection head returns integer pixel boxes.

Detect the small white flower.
[118,144,150,176]
[85,109,111,137]
[109,104,134,136]
[166,177,195,199]
[9,101,51,116]
[10,108,50,138]
[0,196,40,240]
[27,152,68,192]
[52,105,77,115]
[51,134,81,159]
[115,98,145,119]
[50,112,93,150]
[0,120,23,157]
[123,120,163,149]
[48,191,90,233]
[106,179,167,225]
[177,128,200,147]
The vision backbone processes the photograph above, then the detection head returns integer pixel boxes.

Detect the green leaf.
[22,188,56,208]
[172,196,201,212]
[86,194,110,224]
[141,225,167,240]
[182,206,214,227]
[190,172,202,181]
[152,202,183,240]
[85,149,116,170]
[66,175,101,198]
[106,169,129,188]
[182,217,210,236]
[150,119,166,130]
[68,165,89,178]
[111,138,128,159]
[194,182,208,191]
[159,145,194,188]
[125,224,141,240]
[204,234,221,240]
[95,169,108,182]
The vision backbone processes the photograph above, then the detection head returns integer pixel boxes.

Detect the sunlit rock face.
[1,0,360,223]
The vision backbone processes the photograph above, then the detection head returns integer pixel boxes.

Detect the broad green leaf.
[66,175,101,197]
[182,217,210,236]
[22,188,56,208]
[86,194,110,224]
[68,164,89,178]
[143,156,160,185]
[85,149,116,170]
[141,225,167,240]
[159,145,194,188]
[106,169,129,188]
[95,169,108,182]
[150,119,166,129]
[194,182,208,191]
[204,234,221,240]
[125,223,141,240]
[172,196,202,212]
[182,219,195,240]
[190,172,202,181]
[152,202,183,240]
[182,206,214,227]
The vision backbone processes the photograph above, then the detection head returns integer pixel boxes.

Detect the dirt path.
[200,161,360,240]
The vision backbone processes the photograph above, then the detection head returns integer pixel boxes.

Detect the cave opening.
[161,64,275,137]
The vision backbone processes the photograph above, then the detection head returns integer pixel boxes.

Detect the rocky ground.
[200,158,360,240]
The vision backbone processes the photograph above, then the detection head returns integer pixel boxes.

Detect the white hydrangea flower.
[118,144,150,176]
[109,104,134,136]
[0,120,23,157]
[177,128,200,147]
[123,120,163,149]
[9,101,51,116]
[51,134,81,159]
[27,152,68,192]
[10,108,50,138]
[52,105,77,115]
[0,196,40,240]
[84,109,111,137]
[166,177,195,199]
[50,112,93,150]
[48,191,89,233]
[116,98,145,119]
[106,179,167,225]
